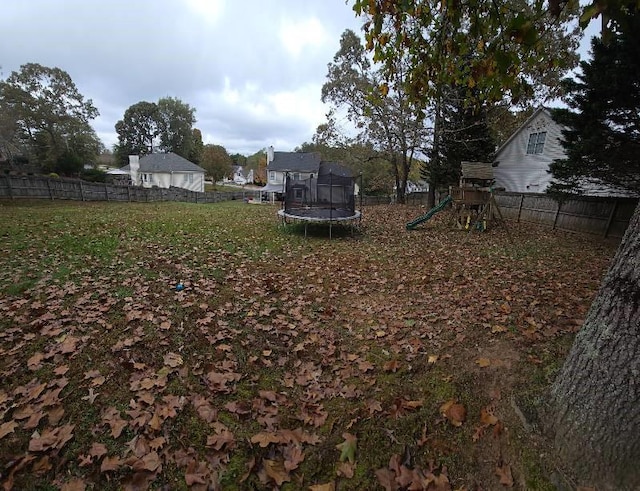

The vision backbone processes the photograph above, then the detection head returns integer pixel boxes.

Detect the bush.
[81,168,107,183]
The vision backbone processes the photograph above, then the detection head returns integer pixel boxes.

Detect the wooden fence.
[2,176,636,239]
[0,175,248,204]
[494,192,638,239]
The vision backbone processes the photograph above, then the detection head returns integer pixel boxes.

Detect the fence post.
[5,176,14,200]
[79,181,85,201]
[104,183,109,201]
[127,186,131,202]
[603,201,618,238]
[46,178,54,200]
[516,194,524,223]
[552,200,562,230]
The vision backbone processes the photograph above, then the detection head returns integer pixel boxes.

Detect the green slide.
[406,195,453,230]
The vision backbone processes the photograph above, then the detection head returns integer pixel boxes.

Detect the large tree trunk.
[547,202,640,490]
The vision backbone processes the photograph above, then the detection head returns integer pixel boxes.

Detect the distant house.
[232,166,247,185]
[492,107,565,194]
[120,152,206,192]
[261,146,322,197]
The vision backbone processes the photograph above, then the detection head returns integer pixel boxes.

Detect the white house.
[493,107,638,197]
[260,146,322,197]
[121,153,206,192]
[492,107,565,194]
[232,166,247,185]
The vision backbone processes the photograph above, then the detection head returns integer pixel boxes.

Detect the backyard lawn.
[0,200,617,490]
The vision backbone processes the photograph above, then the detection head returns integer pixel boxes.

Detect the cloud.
[279,17,329,58]
[0,0,362,155]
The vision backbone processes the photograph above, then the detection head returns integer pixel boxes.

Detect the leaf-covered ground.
[0,201,617,490]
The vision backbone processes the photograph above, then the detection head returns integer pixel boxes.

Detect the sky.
[1,0,365,156]
[1,0,599,157]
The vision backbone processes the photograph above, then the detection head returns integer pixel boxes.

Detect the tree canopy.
[352,0,581,105]
[200,144,232,182]
[114,97,196,166]
[322,29,430,203]
[0,63,101,174]
[549,17,640,195]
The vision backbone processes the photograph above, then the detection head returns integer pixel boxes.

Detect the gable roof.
[318,161,352,178]
[268,152,321,173]
[121,152,205,173]
[495,106,555,157]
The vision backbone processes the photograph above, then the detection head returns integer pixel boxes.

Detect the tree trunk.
[547,202,640,490]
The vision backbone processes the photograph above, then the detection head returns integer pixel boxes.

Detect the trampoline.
[278,162,362,238]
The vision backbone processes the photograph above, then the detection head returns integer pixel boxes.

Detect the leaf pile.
[0,201,616,489]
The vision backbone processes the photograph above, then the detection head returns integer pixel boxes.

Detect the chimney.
[267,145,274,164]
[128,155,139,185]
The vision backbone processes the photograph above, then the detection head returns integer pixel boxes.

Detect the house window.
[294,188,303,200]
[269,171,276,181]
[527,131,547,154]
[293,173,300,180]
[188,174,194,183]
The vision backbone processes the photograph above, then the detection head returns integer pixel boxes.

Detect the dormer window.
[526,131,547,154]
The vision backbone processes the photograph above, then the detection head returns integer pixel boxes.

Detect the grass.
[0,200,617,490]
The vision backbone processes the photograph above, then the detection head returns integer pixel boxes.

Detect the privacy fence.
[493,192,638,239]
[2,176,637,239]
[0,175,247,203]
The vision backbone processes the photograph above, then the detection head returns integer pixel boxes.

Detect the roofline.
[495,106,553,157]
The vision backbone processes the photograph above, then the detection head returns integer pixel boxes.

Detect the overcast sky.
[2,0,598,157]
[1,0,365,156]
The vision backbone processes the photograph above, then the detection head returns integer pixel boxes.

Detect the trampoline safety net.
[283,162,356,220]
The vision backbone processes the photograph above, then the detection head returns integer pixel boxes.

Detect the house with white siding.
[121,153,206,192]
[492,107,565,194]
[260,146,321,197]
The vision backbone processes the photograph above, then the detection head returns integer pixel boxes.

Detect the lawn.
[0,200,617,490]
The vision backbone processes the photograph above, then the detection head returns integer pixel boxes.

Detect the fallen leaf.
[336,461,355,478]
[440,400,466,427]
[383,360,400,372]
[89,442,108,458]
[310,482,336,491]
[81,388,99,404]
[480,407,499,426]
[163,352,183,368]
[496,463,514,487]
[336,432,357,463]
[263,458,290,486]
[100,455,122,472]
[475,358,491,368]
[206,430,235,450]
[0,420,18,440]
[185,460,209,485]
[60,478,86,491]
[251,431,281,447]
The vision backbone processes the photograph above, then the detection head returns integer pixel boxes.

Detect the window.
[269,171,276,181]
[293,173,300,181]
[294,189,303,200]
[527,131,547,154]
[188,174,194,183]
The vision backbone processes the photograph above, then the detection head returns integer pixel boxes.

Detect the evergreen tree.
[423,89,495,192]
[549,16,640,195]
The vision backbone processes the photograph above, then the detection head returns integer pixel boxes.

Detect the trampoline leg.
[330,222,332,240]
[305,222,308,239]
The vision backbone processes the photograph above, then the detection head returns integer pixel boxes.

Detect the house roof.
[318,161,352,178]
[495,106,553,158]
[121,152,205,173]
[268,152,321,173]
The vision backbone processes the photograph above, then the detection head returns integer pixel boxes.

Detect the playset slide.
[406,195,453,230]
